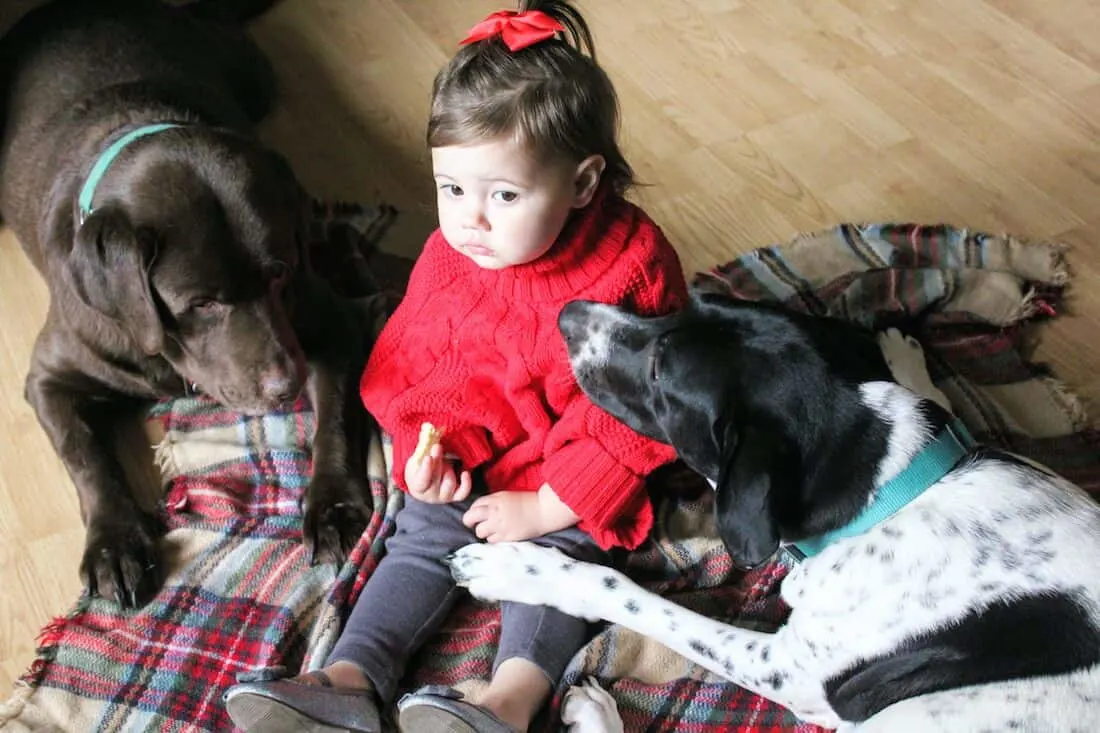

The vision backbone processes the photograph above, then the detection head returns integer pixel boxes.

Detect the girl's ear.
[571,154,606,208]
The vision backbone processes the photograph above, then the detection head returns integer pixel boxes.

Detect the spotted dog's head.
[558,293,915,569]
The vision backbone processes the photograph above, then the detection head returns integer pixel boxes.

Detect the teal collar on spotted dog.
[78,123,184,223]
[785,418,977,562]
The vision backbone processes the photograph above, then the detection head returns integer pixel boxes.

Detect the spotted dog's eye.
[648,338,665,382]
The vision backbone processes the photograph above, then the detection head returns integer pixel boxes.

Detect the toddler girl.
[226,2,687,730]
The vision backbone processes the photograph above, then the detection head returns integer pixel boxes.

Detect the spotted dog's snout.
[558,300,617,372]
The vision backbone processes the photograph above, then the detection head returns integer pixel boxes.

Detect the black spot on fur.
[761,646,771,662]
[919,591,942,610]
[1020,504,1045,520]
[689,640,718,661]
[745,641,757,652]
[970,521,1004,545]
[525,565,539,576]
[602,576,618,590]
[625,599,640,614]
[881,525,902,538]
[826,591,1100,722]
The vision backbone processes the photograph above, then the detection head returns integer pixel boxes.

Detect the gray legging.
[327,491,609,703]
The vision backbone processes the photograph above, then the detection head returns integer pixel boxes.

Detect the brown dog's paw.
[80,509,165,608]
[302,473,372,566]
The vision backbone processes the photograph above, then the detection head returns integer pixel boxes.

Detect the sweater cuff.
[442,427,494,471]
[542,441,654,550]
[390,426,493,491]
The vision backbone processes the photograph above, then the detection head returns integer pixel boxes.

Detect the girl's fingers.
[409,453,443,500]
[437,467,458,503]
[462,503,487,528]
[451,470,473,503]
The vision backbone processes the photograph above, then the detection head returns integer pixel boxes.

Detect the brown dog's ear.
[714,424,786,569]
[69,207,164,355]
[265,150,313,272]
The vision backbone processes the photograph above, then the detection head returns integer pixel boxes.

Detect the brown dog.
[0,0,372,607]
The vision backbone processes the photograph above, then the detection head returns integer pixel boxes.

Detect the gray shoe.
[224,670,381,732]
[397,685,521,733]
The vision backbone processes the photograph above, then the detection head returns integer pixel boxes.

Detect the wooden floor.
[3,0,1100,694]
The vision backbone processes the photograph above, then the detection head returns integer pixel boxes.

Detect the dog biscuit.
[412,422,444,464]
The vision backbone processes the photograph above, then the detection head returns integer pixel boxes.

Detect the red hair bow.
[460,10,564,52]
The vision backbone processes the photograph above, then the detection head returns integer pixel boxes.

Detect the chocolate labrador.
[0,0,372,607]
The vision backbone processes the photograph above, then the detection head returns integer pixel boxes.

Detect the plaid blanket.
[3,217,1097,733]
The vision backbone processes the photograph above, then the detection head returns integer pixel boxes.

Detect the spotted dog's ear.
[714,424,790,569]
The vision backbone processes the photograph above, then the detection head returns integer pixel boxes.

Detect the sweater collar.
[468,186,628,302]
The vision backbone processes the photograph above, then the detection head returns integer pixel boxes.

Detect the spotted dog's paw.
[562,678,625,733]
[446,542,609,622]
[877,328,953,413]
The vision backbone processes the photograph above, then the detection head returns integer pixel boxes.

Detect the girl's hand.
[462,484,579,542]
[404,443,472,504]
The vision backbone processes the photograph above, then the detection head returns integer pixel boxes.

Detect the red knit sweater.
[360,193,688,549]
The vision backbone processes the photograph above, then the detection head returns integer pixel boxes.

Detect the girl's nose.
[461,200,490,230]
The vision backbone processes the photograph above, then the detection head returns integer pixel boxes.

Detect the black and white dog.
[449,294,1100,732]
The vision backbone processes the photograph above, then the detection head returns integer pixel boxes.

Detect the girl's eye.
[492,190,519,203]
[440,184,464,198]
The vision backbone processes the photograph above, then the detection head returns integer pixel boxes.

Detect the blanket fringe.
[153,434,181,481]
[1038,239,1071,287]
[1041,375,1095,432]
[0,605,86,724]
[0,683,33,726]
[1015,287,1055,323]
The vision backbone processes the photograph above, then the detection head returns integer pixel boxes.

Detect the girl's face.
[431,138,603,270]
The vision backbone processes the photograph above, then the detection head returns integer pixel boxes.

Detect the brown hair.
[427,0,634,195]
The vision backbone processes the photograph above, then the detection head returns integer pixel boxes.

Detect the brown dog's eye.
[189,298,219,312]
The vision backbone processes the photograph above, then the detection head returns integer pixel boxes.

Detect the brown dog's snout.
[260,365,302,405]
